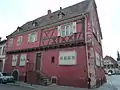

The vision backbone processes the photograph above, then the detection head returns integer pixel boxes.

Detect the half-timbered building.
[4,0,105,88]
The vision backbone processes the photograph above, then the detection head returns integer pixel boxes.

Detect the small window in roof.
[32,21,38,27]
[58,7,65,19]
[17,26,22,32]
[58,12,65,19]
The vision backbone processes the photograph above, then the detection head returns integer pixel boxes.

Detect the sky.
[0,0,120,59]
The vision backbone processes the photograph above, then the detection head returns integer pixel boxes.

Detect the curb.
[7,83,38,90]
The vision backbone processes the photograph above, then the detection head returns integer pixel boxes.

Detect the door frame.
[11,69,19,80]
[35,52,42,72]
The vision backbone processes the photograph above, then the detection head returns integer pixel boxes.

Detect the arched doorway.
[12,70,19,81]
[108,70,113,74]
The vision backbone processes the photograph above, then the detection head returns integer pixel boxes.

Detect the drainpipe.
[82,13,90,88]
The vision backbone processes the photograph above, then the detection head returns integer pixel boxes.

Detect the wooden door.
[35,53,41,72]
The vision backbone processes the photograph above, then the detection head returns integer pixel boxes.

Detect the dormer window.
[58,13,63,19]
[58,12,65,19]
[32,21,38,27]
[58,7,65,19]
[17,26,22,32]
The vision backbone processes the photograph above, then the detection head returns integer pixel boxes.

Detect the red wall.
[7,29,41,51]
[7,20,84,51]
[4,54,12,72]
[88,4,105,81]
[40,21,83,46]
[4,51,37,76]
[5,46,88,87]
[41,46,88,87]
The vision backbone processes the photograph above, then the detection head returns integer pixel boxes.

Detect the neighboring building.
[4,0,105,88]
[103,56,118,74]
[0,38,7,72]
[117,51,120,73]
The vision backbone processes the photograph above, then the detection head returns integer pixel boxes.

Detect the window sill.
[19,65,25,67]
[28,41,37,44]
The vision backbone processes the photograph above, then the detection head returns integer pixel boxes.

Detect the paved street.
[0,84,36,90]
[0,75,120,90]
[106,75,120,90]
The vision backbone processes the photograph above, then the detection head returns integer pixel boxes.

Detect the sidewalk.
[96,83,118,90]
[8,81,118,90]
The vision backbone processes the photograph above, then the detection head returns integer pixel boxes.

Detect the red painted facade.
[41,47,87,87]
[7,29,41,51]
[4,0,105,88]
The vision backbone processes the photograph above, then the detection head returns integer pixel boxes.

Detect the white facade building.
[0,39,6,72]
[103,56,119,74]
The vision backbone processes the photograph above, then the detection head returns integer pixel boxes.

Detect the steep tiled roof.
[103,56,117,64]
[7,0,94,37]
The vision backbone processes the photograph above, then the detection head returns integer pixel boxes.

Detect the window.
[95,52,101,66]
[8,38,13,47]
[58,14,63,19]
[111,64,114,68]
[12,55,18,66]
[116,64,118,68]
[59,51,76,65]
[0,47,2,55]
[17,36,23,45]
[60,57,63,60]
[2,46,5,55]
[19,54,27,66]
[104,65,106,68]
[51,56,55,63]
[58,22,76,37]
[28,32,37,43]
[97,30,101,43]
[32,22,38,27]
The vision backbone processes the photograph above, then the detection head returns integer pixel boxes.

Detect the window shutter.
[12,55,18,66]
[28,34,31,42]
[12,55,15,66]
[35,32,37,41]
[57,26,61,36]
[72,22,76,33]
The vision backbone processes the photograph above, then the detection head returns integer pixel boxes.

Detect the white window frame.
[57,22,76,37]
[19,54,27,66]
[95,52,101,66]
[17,36,23,45]
[97,31,101,43]
[28,32,37,43]
[12,55,18,66]
[59,51,77,65]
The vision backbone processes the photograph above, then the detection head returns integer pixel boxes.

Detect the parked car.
[0,72,7,84]
[0,72,15,84]
[108,72,112,76]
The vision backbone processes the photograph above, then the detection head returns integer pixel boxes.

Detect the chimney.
[48,10,51,15]
[60,7,62,10]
